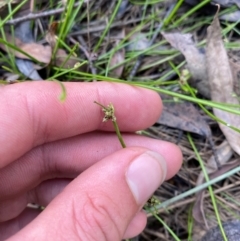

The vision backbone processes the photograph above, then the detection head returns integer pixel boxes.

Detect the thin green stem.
[163,0,184,26]
[112,120,126,148]
[187,134,227,241]
[173,0,211,27]
[148,165,240,211]
[52,80,67,101]
[0,0,29,28]
[187,205,194,241]
[94,0,123,52]
[49,61,87,80]
[144,208,181,241]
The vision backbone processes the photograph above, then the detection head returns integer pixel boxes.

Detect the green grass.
[1,1,240,240]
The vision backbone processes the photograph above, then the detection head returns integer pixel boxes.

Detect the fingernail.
[126,151,167,205]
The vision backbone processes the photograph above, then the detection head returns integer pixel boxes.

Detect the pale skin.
[0,81,182,241]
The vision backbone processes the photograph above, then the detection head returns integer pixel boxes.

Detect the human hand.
[0,81,182,241]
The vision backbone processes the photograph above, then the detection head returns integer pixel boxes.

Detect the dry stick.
[71,18,149,35]
[5,1,87,25]
[6,9,147,35]
[128,3,175,81]
[208,136,221,169]
[68,36,97,80]
[77,36,97,78]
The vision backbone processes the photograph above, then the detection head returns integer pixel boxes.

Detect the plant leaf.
[158,94,211,137]
[162,32,210,98]
[196,141,233,187]
[0,32,52,64]
[206,10,240,156]
[14,20,43,80]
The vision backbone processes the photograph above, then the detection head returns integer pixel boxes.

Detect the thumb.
[9,147,167,241]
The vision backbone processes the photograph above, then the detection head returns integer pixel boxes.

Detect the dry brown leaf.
[162,32,240,98]
[196,141,233,186]
[206,10,240,156]
[192,10,240,229]
[0,33,52,64]
[162,32,206,79]
[193,141,233,227]
[109,29,125,78]
[228,51,240,97]
[109,49,125,78]
[13,20,43,80]
[55,49,80,68]
[162,32,210,98]
[192,188,207,228]
[158,94,211,137]
[14,43,52,64]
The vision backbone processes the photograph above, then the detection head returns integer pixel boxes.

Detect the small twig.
[69,36,97,80]
[5,1,88,25]
[208,136,221,169]
[70,17,149,35]
[77,36,97,77]
[94,101,126,148]
[128,3,176,80]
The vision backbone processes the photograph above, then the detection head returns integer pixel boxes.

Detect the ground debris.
[206,9,240,156]
[158,94,211,138]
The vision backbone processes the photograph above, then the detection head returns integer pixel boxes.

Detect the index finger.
[0,81,162,168]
